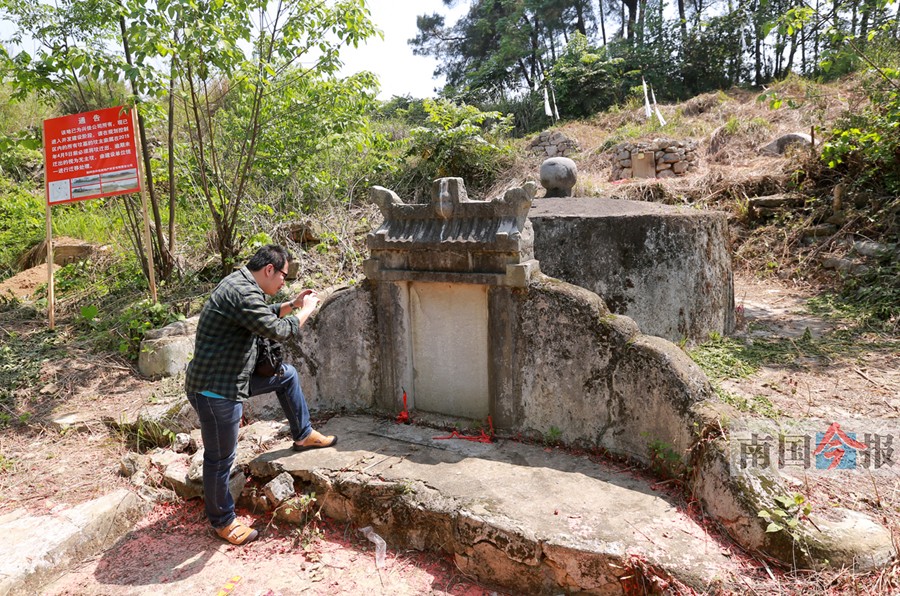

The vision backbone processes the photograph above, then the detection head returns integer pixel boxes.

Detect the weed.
[117,415,177,452]
[807,265,900,333]
[544,426,563,445]
[689,328,895,385]
[77,304,100,329]
[393,480,416,495]
[0,453,15,473]
[646,438,685,479]
[714,384,781,418]
[0,326,60,427]
[113,300,185,359]
[688,333,756,379]
[274,493,323,548]
[759,492,814,558]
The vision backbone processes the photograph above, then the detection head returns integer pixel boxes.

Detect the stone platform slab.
[250,415,742,594]
[0,489,149,595]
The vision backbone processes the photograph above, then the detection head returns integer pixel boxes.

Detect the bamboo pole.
[131,107,158,303]
[44,197,55,330]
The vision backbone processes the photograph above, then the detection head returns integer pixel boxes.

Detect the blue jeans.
[187,364,312,528]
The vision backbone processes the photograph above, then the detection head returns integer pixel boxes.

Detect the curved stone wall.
[291,274,711,466]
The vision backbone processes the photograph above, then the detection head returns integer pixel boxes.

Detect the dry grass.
[488,74,862,204]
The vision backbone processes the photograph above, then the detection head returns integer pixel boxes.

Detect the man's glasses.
[274,266,289,279]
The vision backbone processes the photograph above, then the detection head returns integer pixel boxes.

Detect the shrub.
[0,176,43,280]
[404,99,513,197]
[821,70,900,196]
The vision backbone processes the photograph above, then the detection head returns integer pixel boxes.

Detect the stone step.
[249,415,743,594]
[0,489,149,595]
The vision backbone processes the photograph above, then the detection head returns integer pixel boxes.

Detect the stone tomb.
[361,177,537,421]
[288,177,892,573]
[609,138,699,180]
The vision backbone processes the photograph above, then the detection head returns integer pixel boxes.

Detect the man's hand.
[292,289,320,311]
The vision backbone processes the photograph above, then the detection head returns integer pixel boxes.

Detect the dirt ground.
[42,500,502,595]
[0,267,898,594]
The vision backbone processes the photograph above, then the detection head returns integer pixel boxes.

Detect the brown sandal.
[293,429,338,452]
[216,520,259,545]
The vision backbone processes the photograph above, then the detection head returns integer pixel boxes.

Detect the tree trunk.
[575,1,587,36]
[119,16,173,282]
[860,0,871,43]
[167,53,176,266]
[598,0,607,45]
[637,0,647,44]
[784,29,798,76]
[623,0,638,41]
[752,0,763,86]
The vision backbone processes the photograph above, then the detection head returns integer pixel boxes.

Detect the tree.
[411,0,598,101]
[0,0,176,280]
[1,0,378,275]
[164,0,377,272]
[549,32,625,116]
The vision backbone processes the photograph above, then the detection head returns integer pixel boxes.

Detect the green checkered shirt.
[185,266,300,401]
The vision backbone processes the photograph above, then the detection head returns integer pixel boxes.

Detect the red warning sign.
[43,105,141,205]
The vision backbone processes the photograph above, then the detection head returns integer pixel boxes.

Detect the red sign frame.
[43,105,141,205]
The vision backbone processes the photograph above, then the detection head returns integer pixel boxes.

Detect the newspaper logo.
[730,419,895,475]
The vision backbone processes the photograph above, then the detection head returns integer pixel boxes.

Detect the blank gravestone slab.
[409,281,489,419]
[631,150,656,178]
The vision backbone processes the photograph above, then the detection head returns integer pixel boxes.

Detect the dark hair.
[246,244,292,272]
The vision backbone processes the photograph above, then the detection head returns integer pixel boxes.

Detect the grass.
[807,265,900,334]
[713,384,781,418]
[689,323,896,385]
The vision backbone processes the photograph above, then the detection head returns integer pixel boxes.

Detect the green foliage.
[688,333,758,379]
[52,199,127,245]
[822,72,900,195]
[274,492,323,546]
[759,492,813,555]
[808,262,900,332]
[248,71,393,210]
[0,329,59,428]
[78,304,100,329]
[117,299,184,359]
[646,438,685,478]
[544,426,563,445]
[404,99,513,195]
[549,33,626,119]
[53,260,93,294]
[713,384,781,418]
[0,453,16,473]
[0,136,42,182]
[0,177,44,280]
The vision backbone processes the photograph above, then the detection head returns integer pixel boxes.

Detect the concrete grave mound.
[529,197,734,343]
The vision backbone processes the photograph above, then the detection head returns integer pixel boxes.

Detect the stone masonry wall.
[610,138,699,181]
[529,130,580,158]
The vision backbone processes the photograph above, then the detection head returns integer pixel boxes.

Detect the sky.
[338,0,467,100]
[0,0,465,101]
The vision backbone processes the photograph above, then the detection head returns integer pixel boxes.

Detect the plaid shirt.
[185,266,300,401]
